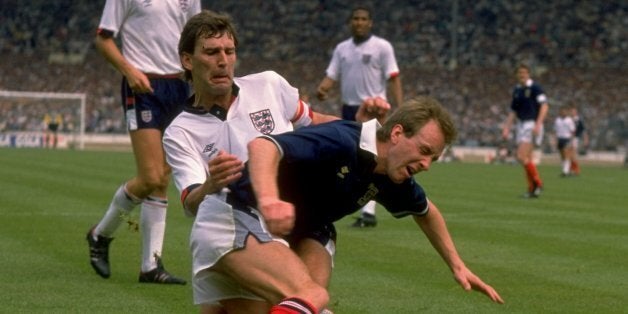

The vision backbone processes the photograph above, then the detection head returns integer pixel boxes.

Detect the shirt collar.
[359,119,380,156]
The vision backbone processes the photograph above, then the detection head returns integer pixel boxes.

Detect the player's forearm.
[247,138,281,201]
[316,77,335,100]
[311,112,339,125]
[414,202,466,273]
[389,75,403,108]
[536,103,549,126]
[94,35,137,78]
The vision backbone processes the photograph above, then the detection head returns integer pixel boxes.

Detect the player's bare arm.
[534,103,549,135]
[183,151,244,215]
[413,201,504,303]
[388,75,403,108]
[502,112,515,139]
[247,138,295,236]
[316,77,336,101]
[94,33,153,94]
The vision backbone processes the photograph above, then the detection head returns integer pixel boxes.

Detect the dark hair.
[377,96,457,145]
[516,63,530,73]
[349,5,372,21]
[178,10,239,81]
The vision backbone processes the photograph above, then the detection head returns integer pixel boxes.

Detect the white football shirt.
[554,116,575,139]
[325,35,400,106]
[163,71,313,199]
[98,0,201,74]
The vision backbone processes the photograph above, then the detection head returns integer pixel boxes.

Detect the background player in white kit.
[162,10,389,313]
[316,5,403,228]
[86,0,201,284]
[554,105,576,177]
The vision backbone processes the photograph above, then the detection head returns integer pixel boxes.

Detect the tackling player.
[162,10,389,313]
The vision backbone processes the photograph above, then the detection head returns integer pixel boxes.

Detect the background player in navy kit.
[86,0,201,284]
[316,5,403,228]
[501,64,548,198]
[191,97,504,313]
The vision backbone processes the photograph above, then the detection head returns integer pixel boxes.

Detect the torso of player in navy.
[511,80,546,121]
[228,120,428,233]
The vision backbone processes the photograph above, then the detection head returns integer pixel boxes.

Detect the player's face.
[385,120,445,183]
[516,67,530,85]
[183,34,236,97]
[350,9,372,37]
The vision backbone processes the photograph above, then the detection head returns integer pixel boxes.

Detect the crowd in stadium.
[0,0,626,151]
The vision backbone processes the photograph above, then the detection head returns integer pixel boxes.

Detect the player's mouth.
[211,74,231,84]
[406,166,416,178]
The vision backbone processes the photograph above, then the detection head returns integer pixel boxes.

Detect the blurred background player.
[553,105,576,177]
[316,5,403,227]
[570,105,587,175]
[86,0,201,284]
[43,111,62,149]
[501,64,549,198]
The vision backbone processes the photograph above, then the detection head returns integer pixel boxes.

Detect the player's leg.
[215,236,328,312]
[126,128,185,284]
[352,201,377,228]
[515,122,542,197]
[293,238,334,289]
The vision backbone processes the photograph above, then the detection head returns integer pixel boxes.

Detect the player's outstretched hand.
[207,150,244,192]
[258,197,295,237]
[355,96,391,123]
[453,266,504,304]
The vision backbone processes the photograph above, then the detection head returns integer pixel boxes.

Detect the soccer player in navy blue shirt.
[502,64,549,197]
[192,97,504,313]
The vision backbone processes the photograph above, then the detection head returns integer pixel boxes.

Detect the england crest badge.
[249,109,275,134]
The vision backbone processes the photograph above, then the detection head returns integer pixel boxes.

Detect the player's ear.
[390,124,404,144]
[181,52,193,72]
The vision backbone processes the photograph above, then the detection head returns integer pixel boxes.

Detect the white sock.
[360,200,376,216]
[140,196,168,272]
[94,184,142,238]
[562,160,571,174]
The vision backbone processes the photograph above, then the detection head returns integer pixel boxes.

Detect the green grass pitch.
[0,148,626,313]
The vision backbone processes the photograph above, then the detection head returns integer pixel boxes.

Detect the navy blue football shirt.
[228,119,429,234]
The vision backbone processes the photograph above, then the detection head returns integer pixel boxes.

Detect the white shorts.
[190,195,336,306]
[516,120,544,147]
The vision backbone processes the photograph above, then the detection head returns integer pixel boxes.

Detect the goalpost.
[0,90,86,150]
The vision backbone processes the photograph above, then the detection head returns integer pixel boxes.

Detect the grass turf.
[0,148,626,313]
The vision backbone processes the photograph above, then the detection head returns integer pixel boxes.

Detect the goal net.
[0,90,86,149]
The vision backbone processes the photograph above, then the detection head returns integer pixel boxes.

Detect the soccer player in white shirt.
[163,11,388,313]
[554,105,576,176]
[316,5,403,228]
[86,0,200,285]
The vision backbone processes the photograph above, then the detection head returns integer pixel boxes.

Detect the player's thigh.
[220,298,270,314]
[516,142,534,161]
[215,235,315,303]
[129,128,169,178]
[293,238,333,288]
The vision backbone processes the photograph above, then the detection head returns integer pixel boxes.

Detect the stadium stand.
[0,0,626,151]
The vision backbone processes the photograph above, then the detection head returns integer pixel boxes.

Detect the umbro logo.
[203,143,218,157]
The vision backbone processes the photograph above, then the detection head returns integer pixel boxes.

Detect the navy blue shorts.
[557,138,572,150]
[121,76,190,132]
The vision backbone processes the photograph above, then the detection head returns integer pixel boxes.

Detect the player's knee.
[140,170,170,191]
[298,282,329,310]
